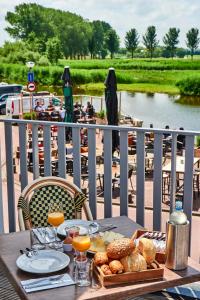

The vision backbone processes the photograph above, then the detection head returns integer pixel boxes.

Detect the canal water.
[81,92,200,131]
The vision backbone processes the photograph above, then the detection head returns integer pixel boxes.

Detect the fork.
[23,274,65,288]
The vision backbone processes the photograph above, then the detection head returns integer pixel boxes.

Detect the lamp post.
[26,61,35,116]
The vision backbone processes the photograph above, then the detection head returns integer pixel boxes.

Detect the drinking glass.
[72,229,91,287]
[48,200,64,249]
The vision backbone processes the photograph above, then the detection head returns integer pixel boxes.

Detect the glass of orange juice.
[72,229,91,287]
[48,200,64,249]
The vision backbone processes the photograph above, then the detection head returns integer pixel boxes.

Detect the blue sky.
[0,0,200,47]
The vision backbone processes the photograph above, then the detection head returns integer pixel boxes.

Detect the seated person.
[163,125,171,139]
[73,102,81,122]
[177,127,185,150]
[34,101,43,112]
[47,100,54,111]
[86,102,95,118]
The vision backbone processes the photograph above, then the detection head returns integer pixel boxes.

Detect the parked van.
[0,83,23,114]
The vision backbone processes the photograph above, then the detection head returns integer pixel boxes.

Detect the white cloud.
[0,0,200,47]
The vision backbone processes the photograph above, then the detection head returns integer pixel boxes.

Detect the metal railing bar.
[19,124,28,190]
[43,125,52,176]
[136,131,145,226]
[170,134,177,213]
[88,128,97,219]
[4,123,16,232]
[32,124,39,179]
[57,126,66,179]
[72,127,81,187]
[120,130,128,216]
[0,140,4,233]
[104,129,112,218]
[153,133,163,231]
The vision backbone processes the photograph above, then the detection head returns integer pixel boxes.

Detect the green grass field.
[1,58,200,95]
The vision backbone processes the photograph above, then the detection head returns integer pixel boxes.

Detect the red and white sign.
[27,82,36,92]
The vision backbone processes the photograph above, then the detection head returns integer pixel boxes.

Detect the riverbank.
[79,83,179,95]
[1,58,200,95]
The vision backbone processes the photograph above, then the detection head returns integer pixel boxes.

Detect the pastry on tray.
[138,238,156,264]
[107,238,135,259]
[100,264,112,275]
[94,252,109,265]
[109,260,124,274]
[120,249,147,272]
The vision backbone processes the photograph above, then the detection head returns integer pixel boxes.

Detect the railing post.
[153,133,163,231]
[136,131,145,226]
[19,124,28,190]
[170,134,177,212]
[57,126,66,179]
[0,139,4,233]
[4,122,16,232]
[104,129,112,218]
[183,135,195,254]
[120,130,128,216]
[72,127,81,187]
[88,128,97,219]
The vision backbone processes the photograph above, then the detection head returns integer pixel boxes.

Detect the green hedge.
[0,63,135,86]
[176,76,200,96]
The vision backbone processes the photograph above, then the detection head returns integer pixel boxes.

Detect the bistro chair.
[17,176,93,231]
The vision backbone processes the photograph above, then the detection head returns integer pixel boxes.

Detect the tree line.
[125,26,200,59]
[2,3,200,63]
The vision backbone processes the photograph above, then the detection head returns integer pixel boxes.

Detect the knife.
[23,275,65,289]
[98,225,117,232]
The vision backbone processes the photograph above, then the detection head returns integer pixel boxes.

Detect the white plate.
[16,250,70,274]
[57,220,99,237]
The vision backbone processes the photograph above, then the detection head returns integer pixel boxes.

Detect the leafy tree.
[143,26,158,59]
[46,38,62,64]
[186,28,200,60]
[125,28,139,58]
[163,27,180,58]
[5,3,54,41]
[106,29,120,59]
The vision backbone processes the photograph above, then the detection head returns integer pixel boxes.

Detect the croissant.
[138,238,156,264]
[100,264,112,275]
[109,260,124,274]
[120,250,147,272]
[94,252,108,265]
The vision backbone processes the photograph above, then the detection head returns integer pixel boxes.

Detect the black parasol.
[104,67,119,154]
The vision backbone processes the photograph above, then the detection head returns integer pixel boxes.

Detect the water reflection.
[175,95,200,106]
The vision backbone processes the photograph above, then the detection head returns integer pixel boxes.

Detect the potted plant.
[96,110,106,125]
[23,112,37,130]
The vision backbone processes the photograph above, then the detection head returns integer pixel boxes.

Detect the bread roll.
[109,260,124,274]
[120,250,147,272]
[107,238,135,259]
[100,264,112,275]
[138,238,156,264]
[94,252,108,265]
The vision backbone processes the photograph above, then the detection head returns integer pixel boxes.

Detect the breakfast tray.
[94,260,164,287]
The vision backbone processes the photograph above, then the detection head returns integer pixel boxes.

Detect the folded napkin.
[32,227,61,244]
[164,283,200,299]
[21,274,75,293]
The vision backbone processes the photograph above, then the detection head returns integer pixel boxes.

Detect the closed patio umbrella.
[61,66,73,123]
[105,68,119,154]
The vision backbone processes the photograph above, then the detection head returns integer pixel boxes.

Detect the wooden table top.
[163,156,200,173]
[1,216,200,300]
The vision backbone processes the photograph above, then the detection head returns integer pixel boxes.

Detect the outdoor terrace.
[0,118,200,298]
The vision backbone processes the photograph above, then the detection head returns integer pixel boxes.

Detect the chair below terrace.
[17,176,93,231]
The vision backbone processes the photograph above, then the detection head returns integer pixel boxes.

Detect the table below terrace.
[0,216,200,300]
